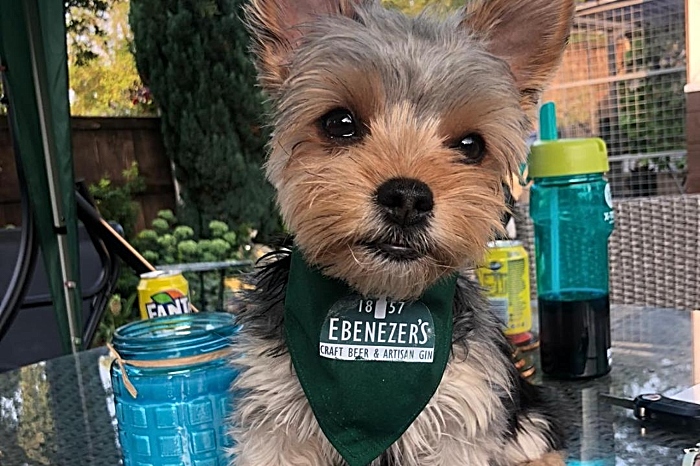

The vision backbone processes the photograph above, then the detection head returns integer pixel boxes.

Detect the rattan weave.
[514,194,700,310]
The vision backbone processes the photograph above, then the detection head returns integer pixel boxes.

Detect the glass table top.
[0,305,698,465]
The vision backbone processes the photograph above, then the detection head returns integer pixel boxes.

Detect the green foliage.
[133,210,255,265]
[93,208,256,345]
[174,225,194,242]
[68,0,156,116]
[95,292,137,346]
[65,0,115,66]
[615,18,686,171]
[381,0,466,14]
[132,210,255,313]
[222,231,237,246]
[384,0,585,15]
[88,161,145,238]
[88,164,144,346]
[209,239,232,260]
[157,209,176,226]
[129,0,282,241]
[209,220,229,239]
[141,250,159,263]
[177,239,199,263]
[151,218,170,235]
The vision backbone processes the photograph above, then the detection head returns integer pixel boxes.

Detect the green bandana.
[284,249,458,466]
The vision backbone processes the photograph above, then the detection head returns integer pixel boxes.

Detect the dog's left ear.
[245,0,364,94]
[463,0,575,112]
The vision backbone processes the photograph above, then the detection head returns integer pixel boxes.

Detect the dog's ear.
[463,0,575,112]
[245,0,362,93]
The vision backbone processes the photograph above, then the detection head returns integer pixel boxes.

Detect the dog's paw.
[517,451,566,466]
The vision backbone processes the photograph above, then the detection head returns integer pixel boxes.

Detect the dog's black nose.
[375,177,434,227]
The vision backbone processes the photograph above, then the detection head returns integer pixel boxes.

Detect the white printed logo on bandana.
[319,295,436,363]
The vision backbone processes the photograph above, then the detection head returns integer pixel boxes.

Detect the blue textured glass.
[529,173,615,301]
[110,312,239,466]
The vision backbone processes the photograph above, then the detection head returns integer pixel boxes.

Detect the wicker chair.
[514,194,700,311]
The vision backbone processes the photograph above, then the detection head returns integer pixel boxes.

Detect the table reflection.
[532,306,697,465]
[0,348,121,465]
[0,306,697,465]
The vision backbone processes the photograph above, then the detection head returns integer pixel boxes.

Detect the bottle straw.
[540,102,558,141]
[540,102,561,296]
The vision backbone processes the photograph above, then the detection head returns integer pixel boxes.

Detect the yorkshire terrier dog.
[230,0,575,465]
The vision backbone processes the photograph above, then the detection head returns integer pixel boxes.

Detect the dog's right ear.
[462,0,575,115]
[245,0,361,93]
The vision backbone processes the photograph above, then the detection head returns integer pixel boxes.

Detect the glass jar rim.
[112,312,238,360]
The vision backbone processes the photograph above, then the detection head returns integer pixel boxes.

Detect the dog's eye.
[453,133,486,164]
[320,108,358,140]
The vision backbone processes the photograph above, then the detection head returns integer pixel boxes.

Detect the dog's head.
[246,0,574,300]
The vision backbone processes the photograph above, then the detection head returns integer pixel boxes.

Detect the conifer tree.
[130,0,280,239]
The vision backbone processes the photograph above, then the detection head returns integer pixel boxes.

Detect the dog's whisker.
[347,244,366,268]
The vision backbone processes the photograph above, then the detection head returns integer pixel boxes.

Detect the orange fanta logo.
[146,289,190,318]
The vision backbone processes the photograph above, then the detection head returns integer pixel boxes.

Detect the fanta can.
[137,271,191,319]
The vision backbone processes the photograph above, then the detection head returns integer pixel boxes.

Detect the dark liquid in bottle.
[539,294,611,379]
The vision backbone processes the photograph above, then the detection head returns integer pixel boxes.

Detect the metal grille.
[542,0,687,198]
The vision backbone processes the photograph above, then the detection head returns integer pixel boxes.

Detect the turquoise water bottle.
[110,313,239,465]
[529,102,615,379]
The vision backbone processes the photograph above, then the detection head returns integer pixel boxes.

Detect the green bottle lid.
[529,102,609,178]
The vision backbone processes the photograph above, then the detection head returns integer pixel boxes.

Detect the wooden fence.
[0,116,175,232]
[0,104,698,235]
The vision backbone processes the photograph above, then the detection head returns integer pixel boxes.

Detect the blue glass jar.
[110,312,239,466]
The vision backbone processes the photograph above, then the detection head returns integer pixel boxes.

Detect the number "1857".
[358,298,405,315]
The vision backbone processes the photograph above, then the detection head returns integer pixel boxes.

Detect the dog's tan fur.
[231,333,558,466]
[275,102,515,299]
[230,0,574,464]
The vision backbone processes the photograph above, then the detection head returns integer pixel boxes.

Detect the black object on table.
[0,306,698,465]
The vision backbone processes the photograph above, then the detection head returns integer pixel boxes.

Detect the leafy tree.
[130,0,281,240]
[66,0,116,66]
[88,162,146,238]
[68,0,155,115]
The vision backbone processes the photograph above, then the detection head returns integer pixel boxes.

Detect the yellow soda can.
[137,270,191,319]
[476,240,532,336]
